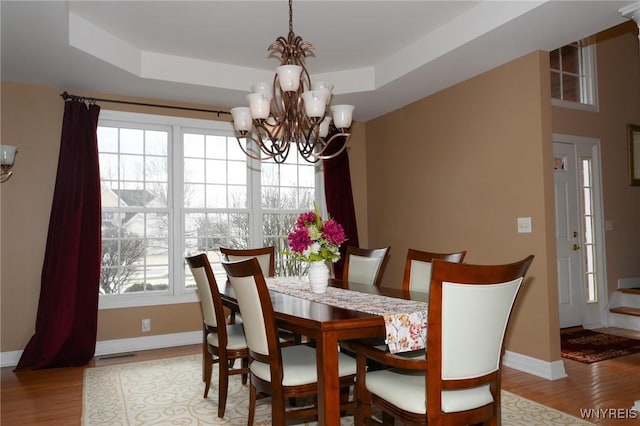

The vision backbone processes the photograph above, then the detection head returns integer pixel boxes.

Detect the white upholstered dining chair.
[354,255,534,426]
[402,248,467,293]
[185,253,249,418]
[342,246,390,287]
[222,257,358,426]
[220,246,276,277]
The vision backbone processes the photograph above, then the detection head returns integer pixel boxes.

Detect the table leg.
[316,331,340,425]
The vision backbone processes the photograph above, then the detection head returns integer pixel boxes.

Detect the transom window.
[550,38,598,110]
[98,110,320,308]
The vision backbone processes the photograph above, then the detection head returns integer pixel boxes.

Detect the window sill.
[99,292,198,309]
[551,98,599,113]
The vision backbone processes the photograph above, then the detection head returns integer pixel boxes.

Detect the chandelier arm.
[309,132,351,160]
[234,135,276,162]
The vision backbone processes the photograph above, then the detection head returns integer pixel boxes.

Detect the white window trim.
[97,110,324,309]
[98,110,234,309]
[551,38,599,112]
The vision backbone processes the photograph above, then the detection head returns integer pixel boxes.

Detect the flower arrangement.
[287,203,346,263]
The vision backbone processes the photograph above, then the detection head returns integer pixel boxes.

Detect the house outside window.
[98,110,321,308]
[550,38,598,111]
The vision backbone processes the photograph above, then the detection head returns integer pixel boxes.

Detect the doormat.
[560,329,640,363]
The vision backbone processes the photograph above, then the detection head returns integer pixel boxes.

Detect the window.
[98,110,321,308]
[550,38,598,110]
[580,158,598,304]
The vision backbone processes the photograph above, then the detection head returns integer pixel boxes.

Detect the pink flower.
[287,203,346,262]
[296,212,316,228]
[288,226,312,254]
[322,219,345,245]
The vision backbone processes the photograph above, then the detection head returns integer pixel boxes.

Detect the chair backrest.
[426,255,533,419]
[185,253,226,331]
[220,246,276,277]
[402,249,467,293]
[342,246,390,286]
[222,258,282,367]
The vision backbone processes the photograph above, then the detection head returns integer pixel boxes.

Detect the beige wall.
[364,51,559,361]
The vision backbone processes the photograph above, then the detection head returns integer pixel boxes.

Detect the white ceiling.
[1,1,636,121]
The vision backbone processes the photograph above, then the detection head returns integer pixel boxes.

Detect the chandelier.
[230,0,354,164]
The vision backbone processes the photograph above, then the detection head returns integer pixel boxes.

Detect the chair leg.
[248,383,257,426]
[271,393,286,426]
[203,352,213,398]
[241,357,249,385]
[217,355,229,418]
[355,352,372,424]
[202,328,208,382]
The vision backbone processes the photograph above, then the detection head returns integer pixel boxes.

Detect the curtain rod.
[60,91,231,117]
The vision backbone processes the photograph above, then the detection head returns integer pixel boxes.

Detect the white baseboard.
[0,331,201,368]
[1,350,23,368]
[503,350,567,381]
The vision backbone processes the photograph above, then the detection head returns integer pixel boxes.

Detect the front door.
[553,135,606,329]
[554,142,583,328]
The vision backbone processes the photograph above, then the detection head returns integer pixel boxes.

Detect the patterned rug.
[82,354,594,425]
[560,329,640,363]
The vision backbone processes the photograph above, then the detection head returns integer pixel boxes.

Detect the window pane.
[561,74,579,102]
[145,131,167,155]
[561,44,580,74]
[98,127,119,152]
[120,129,144,154]
[207,159,226,184]
[550,71,561,99]
[549,48,560,70]
[184,133,204,157]
[206,184,227,208]
[229,185,247,208]
[228,161,246,184]
[583,187,592,215]
[206,135,227,159]
[186,183,205,208]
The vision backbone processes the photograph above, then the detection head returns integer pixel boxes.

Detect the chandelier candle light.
[287,203,346,293]
[230,0,355,164]
[0,145,18,183]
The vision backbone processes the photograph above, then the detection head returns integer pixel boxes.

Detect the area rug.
[82,354,594,425]
[560,329,640,363]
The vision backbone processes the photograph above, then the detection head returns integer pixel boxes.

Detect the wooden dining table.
[217,278,428,425]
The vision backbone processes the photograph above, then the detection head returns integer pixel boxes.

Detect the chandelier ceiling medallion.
[230,0,354,163]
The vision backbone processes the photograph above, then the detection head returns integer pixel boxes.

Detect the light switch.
[517,217,532,233]
[605,220,613,231]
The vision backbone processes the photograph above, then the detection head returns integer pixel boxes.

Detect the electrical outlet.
[142,318,151,332]
[517,217,532,233]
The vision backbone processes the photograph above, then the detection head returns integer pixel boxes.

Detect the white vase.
[308,261,330,294]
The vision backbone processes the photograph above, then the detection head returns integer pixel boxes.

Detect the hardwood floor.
[502,327,640,426]
[1,328,639,425]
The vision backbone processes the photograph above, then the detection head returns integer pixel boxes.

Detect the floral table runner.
[266,277,428,353]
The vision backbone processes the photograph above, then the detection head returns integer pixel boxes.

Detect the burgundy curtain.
[16,100,102,370]
[322,135,359,278]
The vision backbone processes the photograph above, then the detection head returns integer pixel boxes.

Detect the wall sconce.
[1,145,18,183]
